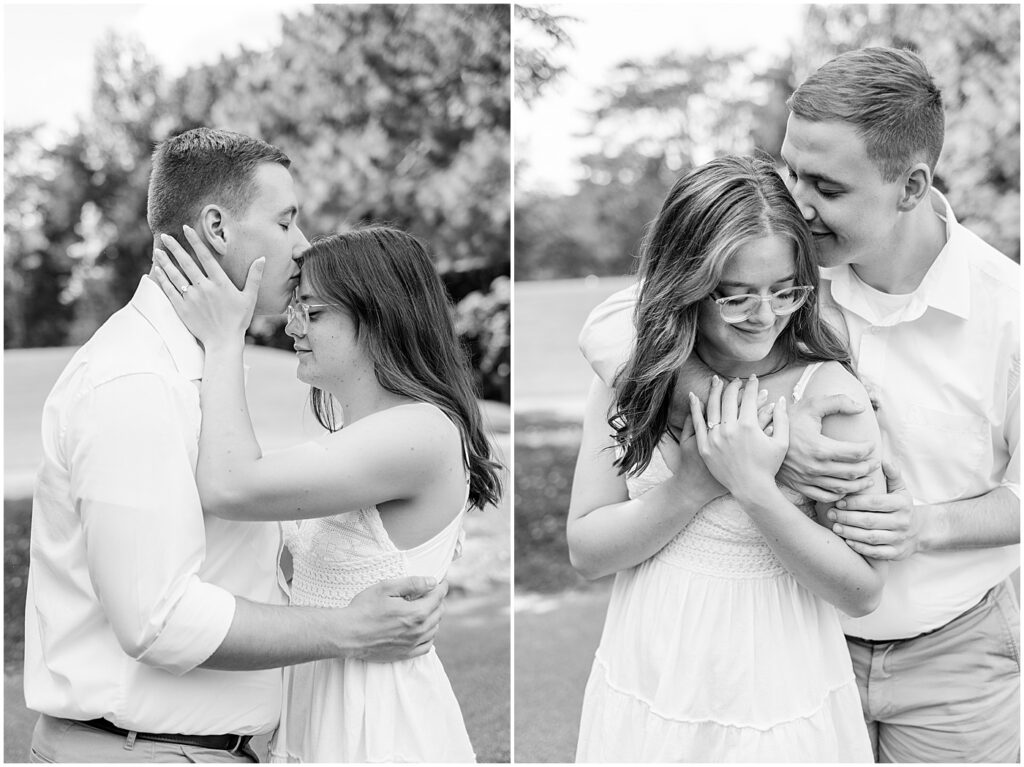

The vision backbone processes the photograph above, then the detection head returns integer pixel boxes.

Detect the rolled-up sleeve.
[578,283,639,386]
[67,373,235,675]
[1001,351,1020,499]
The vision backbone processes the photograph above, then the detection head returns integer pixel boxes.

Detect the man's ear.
[897,162,933,212]
[198,204,229,256]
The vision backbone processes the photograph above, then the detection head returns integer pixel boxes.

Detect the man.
[579,47,1019,762]
[24,128,447,763]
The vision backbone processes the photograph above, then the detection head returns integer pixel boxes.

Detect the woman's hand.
[688,375,789,501]
[658,414,726,502]
[151,225,265,349]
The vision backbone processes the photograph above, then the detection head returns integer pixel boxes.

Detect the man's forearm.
[920,486,1020,552]
[201,598,363,670]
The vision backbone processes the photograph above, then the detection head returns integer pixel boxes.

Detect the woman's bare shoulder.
[802,360,870,405]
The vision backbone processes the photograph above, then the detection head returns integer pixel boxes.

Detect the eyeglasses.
[710,285,815,324]
[284,300,334,335]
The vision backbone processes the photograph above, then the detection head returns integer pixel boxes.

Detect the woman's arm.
[151,229,450,521]
[690,368,887,617]
[567,376,726,580]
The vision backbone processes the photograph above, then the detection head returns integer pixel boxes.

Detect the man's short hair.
[786,47,944,182]
[147,127,290,236]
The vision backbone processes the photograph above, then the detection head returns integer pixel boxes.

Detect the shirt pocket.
[895,403,988,501]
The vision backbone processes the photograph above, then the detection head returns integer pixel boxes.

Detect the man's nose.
[789,183,816,222]
[293,225,311,256]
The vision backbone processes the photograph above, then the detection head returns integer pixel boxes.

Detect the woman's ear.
[897,162,933,212]
[198,205,229,256]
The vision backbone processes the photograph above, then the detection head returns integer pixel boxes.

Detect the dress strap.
[792,361,826,403]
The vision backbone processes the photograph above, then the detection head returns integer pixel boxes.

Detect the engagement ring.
[180,284,189,295]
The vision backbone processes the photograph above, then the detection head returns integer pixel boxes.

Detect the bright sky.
[4,2,310,141]
[516,2,806,194]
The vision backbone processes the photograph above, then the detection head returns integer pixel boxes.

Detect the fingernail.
[827,511,837,521]
[758,389,768,402]
[183,224,194,233]
[688,391,695,400]
[836,500,846,509]
[160,232,171,241]
[833,524,843,535]
[712,375,719,384]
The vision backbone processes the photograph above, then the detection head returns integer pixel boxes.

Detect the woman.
[569,156,886,762]
[152,225,502,763]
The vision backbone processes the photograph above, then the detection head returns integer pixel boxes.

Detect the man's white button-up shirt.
[828,191,1019,640]
[24,275,286,735]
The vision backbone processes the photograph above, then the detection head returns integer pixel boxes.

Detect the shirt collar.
[820,188,971,323]
[130,274,205,380]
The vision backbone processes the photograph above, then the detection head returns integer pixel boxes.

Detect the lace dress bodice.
[625,361,823,579]
[271,500,473,763]
[627,450,815,579]
[281,505,465,608]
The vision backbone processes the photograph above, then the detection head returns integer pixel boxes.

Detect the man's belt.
[80,717,252,753]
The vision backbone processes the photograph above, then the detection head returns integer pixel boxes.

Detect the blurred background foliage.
[4,4,511,402]
[515,3,1020,280]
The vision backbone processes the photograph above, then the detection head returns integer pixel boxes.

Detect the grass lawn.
[514,275,633,411]
[514,411,611,594]
[4,498,31,674]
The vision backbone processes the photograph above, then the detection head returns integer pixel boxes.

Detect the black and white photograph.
[514,3,1019,763]
[4,0,1021,764]
[5,3,510,763]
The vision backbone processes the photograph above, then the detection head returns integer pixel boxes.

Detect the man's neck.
[850,192,948,294]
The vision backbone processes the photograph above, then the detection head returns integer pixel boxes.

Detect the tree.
[515,46,797,279]
[514,5,575,105]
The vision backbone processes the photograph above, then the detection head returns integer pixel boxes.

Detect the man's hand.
[345,576,448,662]
[777,393,878,502]
[827,461,920,560]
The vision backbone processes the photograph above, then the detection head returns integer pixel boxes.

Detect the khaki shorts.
[29,714,259,763]
[847,578,1020,763]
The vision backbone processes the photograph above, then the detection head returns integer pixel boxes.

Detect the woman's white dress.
[575,363,873,763]
[269,498,475,763]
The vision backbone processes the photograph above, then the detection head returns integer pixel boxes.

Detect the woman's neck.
[692,341,789,380]
[325,369,415,427]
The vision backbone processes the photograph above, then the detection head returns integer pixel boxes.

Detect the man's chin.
[812,240,849,269]
[252,295,290,318]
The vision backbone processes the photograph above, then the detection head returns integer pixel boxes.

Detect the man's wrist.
[325,604,365,659]
[914,502,938,554]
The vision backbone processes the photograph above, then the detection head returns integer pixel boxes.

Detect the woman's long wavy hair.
[300,226,503,510]
[612,155,853,476]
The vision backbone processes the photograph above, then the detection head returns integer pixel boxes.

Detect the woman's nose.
[284,314,304,339]
[752,296,777,325]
